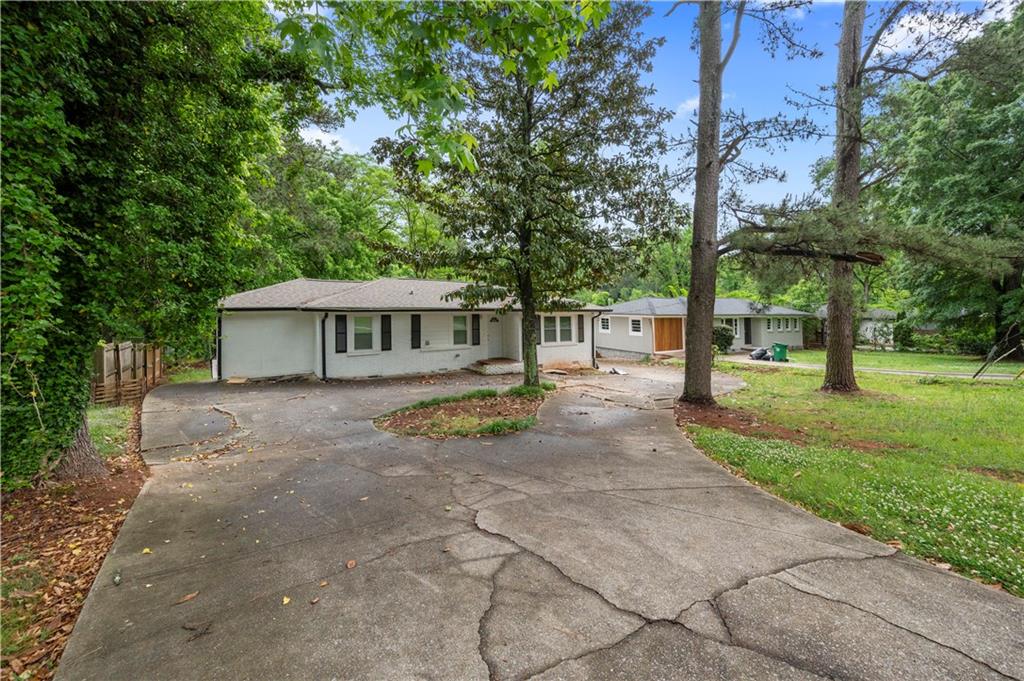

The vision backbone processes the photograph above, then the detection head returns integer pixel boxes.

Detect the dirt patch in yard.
[967,467,1024,484]
[1,407,147,681]
[377,394,544,438]
[675,402,810,445]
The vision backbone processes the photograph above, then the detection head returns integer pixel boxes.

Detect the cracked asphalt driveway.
[58,368,1023,680]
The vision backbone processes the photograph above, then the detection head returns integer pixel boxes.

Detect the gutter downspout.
[215,311,223,381]
[320,313,328,380]
[591,312,603,369]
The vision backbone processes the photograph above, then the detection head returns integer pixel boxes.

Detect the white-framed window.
[599,317,611,334]
[453,315,468,345]
[353,316,373,351]
[559,315,572,342]
[766,318,773,332]
[784,318,790,331]
[543,316,557,343]
[629,318,643,336]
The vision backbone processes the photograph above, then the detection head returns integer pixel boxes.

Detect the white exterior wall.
[596,315,654,357]
[323,311,490,379]
[222,309,596,380]
[759,317,804,349]
[220,311,316,379]
[536,312,595,366]
[502,312,523,360]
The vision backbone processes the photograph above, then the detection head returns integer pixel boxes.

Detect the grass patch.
[376,384,551,438]
[685,365,1024,595]
[166,364,210,383]
[389,388,500,415]
[87,404,132,458]
[786,349,1024,375]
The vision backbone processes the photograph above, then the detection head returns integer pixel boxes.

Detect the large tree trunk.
[54,412,108,480]
[823,0,866,392]
[681,1,723,405]
[519,270,540,387]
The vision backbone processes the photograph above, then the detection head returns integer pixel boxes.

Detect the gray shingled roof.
[608,296,811,317]
[220,278,607,311]
[607,297,687,316]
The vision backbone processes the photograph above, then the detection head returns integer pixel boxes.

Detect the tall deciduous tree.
[276,0,609,170]
[378,3,681,386]
[1,3,321,486]
[874,8,1024,359]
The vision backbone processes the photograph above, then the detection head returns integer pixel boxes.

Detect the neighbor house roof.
[219,278,608,312]
[608,296,812,318]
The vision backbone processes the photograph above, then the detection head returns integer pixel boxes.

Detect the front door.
[744,318,752,345]
[487,316,504,358]
[654,317,683,352]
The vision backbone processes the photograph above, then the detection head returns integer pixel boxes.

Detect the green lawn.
[687,366,1023,596]
[783,349,1024,375]
[87,404,133,458]
[166,364,210,383]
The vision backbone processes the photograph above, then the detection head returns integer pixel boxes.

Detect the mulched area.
[1,406,147,681]
[377,394,542,438]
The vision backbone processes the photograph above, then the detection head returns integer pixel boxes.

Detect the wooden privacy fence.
[91,342,164,405]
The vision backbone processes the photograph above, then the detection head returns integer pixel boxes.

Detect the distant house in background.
[816,306,897,348]
[597,296,811,359]
[215,278,606,380]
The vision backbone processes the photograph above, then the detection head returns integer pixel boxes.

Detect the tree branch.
[720,0,748,72]
[858,0,910,77]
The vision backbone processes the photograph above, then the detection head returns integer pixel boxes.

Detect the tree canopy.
[377,2,682,385]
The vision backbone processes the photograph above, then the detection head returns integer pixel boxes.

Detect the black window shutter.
[411,314,421,349]
[577,314,585,343]
[471,314,480,346]
[534,315,541,345]
[335,314,347,353]
[381,315,392,351]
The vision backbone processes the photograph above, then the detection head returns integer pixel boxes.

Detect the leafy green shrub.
[893,318,915,350]
[541,381,557,391]
[712,325,735,353]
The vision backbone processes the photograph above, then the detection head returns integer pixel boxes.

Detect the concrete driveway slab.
[58,367,1023,681]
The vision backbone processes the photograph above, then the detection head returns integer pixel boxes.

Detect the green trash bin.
[771,343,789,362]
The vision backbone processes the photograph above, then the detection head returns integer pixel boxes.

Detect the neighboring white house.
[596,296,812,359]
[214,278,606,380]
[815,306,897,348]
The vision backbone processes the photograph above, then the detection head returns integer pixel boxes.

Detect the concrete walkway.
[58,368,1023,680]
[726,355,1019,380]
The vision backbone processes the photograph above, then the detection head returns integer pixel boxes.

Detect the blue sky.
[301,2,989,208]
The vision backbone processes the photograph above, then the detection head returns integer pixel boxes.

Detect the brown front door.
[654,317,684,352]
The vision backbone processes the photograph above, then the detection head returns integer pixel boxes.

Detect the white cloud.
[790,7,806,21]
[874,3,1012,60]
[677,96,701,116]
[299,126,360,153]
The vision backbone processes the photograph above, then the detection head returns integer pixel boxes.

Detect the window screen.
[353,316,373,351]
[543,316,557,343]
[335,315,347,353]
[559,316,572,342]
[453,315,468,345]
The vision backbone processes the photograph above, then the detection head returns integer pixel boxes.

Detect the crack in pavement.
[767,576,1019,680]
[474,513,841,681]
[477,555,514,681]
